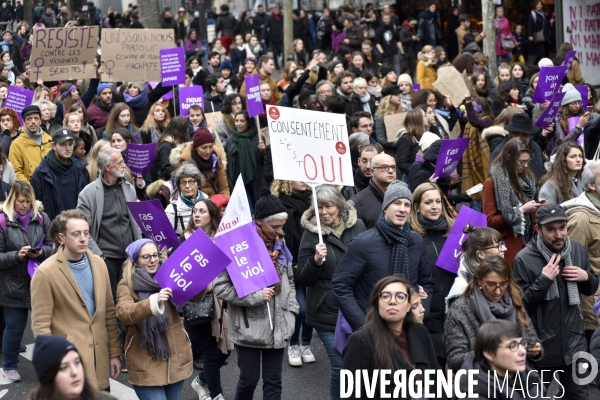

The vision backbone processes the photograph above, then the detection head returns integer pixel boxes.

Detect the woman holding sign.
[553,84,589,155]
[116,238,193,400]
[165,162,209,235]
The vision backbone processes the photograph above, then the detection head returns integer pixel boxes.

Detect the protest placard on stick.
[433,65,469,108]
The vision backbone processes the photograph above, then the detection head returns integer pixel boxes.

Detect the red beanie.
[193,127,214,147]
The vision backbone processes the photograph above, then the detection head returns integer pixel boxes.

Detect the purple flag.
[533,66,568,104]
[180,86,204,117]
[563,50,576,69]
[413,83,421,92]
[435,206,487,274]
[245,74,263,117]
[569,117,584,146]
[433,138,470,179]
[333,311,352,354]
[214,221,281,298]
[534,92,565,129]
[125,143,156,176]
[160,47,186,86]
[5,86,34,125]
[576,85,589,110]
[126,200,181,249]
[154,228,232,305]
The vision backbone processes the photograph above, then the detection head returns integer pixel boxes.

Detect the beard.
[110,167,125,179]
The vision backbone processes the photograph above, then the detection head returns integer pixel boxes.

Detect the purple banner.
[576,85,589,110]
[413,83,421,92]
[435,206,487,274]
[214,221,281,298]
[180,86,204,117]
[154,227,232,305]
[533,65,568,103]
[569,117,584,146]
[563,50,576,69]
[126,200,181,249]
[333,311,352,354]
[433,138,470,179]
[534,92,565,129]
[5,86,34,125]
[125,143,156,176]
[160,47,186,86]
[245,74,262,117]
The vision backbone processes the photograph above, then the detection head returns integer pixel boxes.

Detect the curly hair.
[0,108,19,131]
[539,142,585,203]
[374,95,403,118]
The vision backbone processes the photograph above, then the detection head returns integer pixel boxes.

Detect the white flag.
[215,175,252,237]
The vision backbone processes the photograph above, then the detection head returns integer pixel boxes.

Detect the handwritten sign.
[562,0,600,85]
[433,65,469,108]
[435,206,487,274]
[100,29,176,82]
[267,105,354,186]
[384,113,407,142]
[463,70,478,99]
[4,86,34,125]
[532,66,568,103]
[30,26,98,81]
[245,74,263,117]
[160,47,185,86]
[205,112,223,131]
[534,92,565,128]
[433,138,470,179]
[125,143,156,176]
[179,86,204,117]
[126,200,181,249]
[154,227,231,305]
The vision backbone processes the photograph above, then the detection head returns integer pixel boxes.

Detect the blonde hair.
[270,180,312,196]
[86,139,111,180]
[120,241,160,302]
[33,86,51,103]
[63,111,81,128]
[375,95,403,118]
[4,180,39,222]
[140,102,172,134]
[33,98,57,119]
[493,107,524,127]
[410,183,455,237]
[493,63,512,88]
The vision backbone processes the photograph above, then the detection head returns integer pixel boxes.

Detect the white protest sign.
[215,175,252,238]
[266,106,354,186]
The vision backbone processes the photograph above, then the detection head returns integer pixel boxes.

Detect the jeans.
[470,200,482,212]
[314,327,343,400]
[382,53,401,75]
[290,285,313,346]
[1,307,28,369]
[235,345,284,400]
[496,53,512,67]
[183,316,204,362]
[132,381,184,400]
[104,256,127,303]
[195,323,230,398]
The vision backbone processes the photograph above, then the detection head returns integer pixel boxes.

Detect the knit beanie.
[97,83,113,96]
[419,131,439,152]
[129,82,145,93]
[538,58,553,68]
[328,60,343,73]
[220,59,234,72]
[380,65,395,78]
[561,83,582,105]
[33,335,78,381]
[423,140,443,162]
[382,180,413,211]
[193,127,214,147]
[398,73,413,85]
[254,187,288,220]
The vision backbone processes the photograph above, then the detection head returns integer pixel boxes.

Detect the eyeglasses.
[517,159,531,166]
[481,241,506,252]
[140,253,159,261]
[379,291,408,303]
[317,89,333,95]
[501,339,528,352]
[372,165,396,172]
[483,280,509,291]
[180,179,198,187]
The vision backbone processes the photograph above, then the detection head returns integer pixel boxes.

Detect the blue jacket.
[331,222,434,331]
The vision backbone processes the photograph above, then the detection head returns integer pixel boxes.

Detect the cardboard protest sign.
[563,50,577,69]
[433,65,469,108]
[435,206,487,274]
[384,113,407,142]
[160,47,186,86]
[127,200,181,249]
[433,138,470,179]
[533,66,568,103]
[267,105,354,186]
[205,112,223,131]
[180,86,204,117]
[30,26,99,81]
[215,175,252,238]
[463,70,478,99]
[245,75,263,117]
[100,29,176,82]
[214,221,281,298]
[154,228,231,305]
[260,127,271,146]
[534,92,565,129]
[125,143,156,176]
[576,85,589,110]
[4,86,34,125]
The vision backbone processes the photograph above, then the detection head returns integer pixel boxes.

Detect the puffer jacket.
[179,143,230,198]
[0,201,52,308]
[165,190,209,235]
[296,203,366,330]
[216,11,238,36]
[8,127,53,182]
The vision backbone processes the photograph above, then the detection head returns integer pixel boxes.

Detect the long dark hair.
[221,93,246,114]
[182,198,222,238]
[491,137,533,200]
[539,142,584,203]
[155,116,190,155]
[363,275,415,370]
[497,80,519,103]
[234,110,257,133]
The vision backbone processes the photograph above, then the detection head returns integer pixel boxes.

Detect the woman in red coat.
[494,6,514,66]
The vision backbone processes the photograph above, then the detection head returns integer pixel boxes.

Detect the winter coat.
[349,180,383,230]
[116,279,193,386]
[55,79,99,126]
[87,101,113,130]
[216,11,238,36]
[489,134,545,178]
[416,59,437,90]
[538,177,583,205]
[224,131,266,204]
[482,125,509,156]
[417,10,441,47]
[253,12,267,38]
[513,237,598,367]
[8,128,53,182]
[262,14,283,42]
[129,84,172,127]
[31,248,123,390]
[395,129,420,178]
[527,10,550,44]
[343,24,364,52]
[296,204,366,331]
[374,115,396,153]
[239,68,281,105]
[165,190,209,235]
[331,224,434,331]
[179,143,230,198]
[0,201,52,308]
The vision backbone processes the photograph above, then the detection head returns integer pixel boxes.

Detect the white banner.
[215,175,252,237]
[562,0,600,85]
[266,106,354,187]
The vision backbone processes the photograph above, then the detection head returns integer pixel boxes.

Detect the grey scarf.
[532,234,580,305]
[468,288,517,325]
[491,164,536,237]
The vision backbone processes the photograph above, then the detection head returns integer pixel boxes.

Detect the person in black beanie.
[214,187,299,400]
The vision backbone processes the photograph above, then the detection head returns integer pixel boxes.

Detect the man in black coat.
[262,4,284,69]
[253,4,267,41]
[513,204,598,399]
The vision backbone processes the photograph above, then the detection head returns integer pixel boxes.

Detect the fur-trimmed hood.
[481,125,509,141]
[300,201,359,235]
[169,142,188,169]
[146,179,167,200]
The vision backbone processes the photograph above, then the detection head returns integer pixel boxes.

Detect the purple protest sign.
[576,85,589,110]
[154,228,232,305]
[180,86,204,117]
[413,83,421,92]
[4,86,34,125]
[245,74,263,117]
[27,237,46,278]
[433,138,470,179]
[534,92,565,129]
[533,66,568,103]
[568,117,584,146]
[333,311,352,354]
[160,47,186,86]
[162,90,173,101]
[125,143,156,176]
[126,200,181,249]
[563,50,576,69]
[214,221,281,298]
[435,206,487,274]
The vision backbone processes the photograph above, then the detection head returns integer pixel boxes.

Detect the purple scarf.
[273,239,293,267]
[14,208,33,232]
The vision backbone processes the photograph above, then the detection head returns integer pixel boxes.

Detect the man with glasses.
[342,143,381,200]
[315,80,335,103]
[514,204,598,399]
[350,111,374,136]
[31,209,122,391]
[350,153,397,229]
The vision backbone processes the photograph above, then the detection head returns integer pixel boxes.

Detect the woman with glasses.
[116,238,193,400]
[214,93,245,142]
[412,89,456,139]
[483,138,540,265]
[445,255,542,372]
[457,319,543,399]
[165,161,209,234]
[343,275,437,396]
[539,142,584,204]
